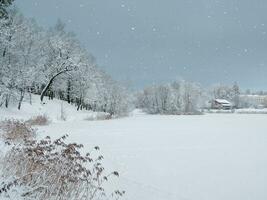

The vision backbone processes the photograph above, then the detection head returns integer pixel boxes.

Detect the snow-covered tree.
[0,9,132,116]
[211,82,241,108]
[0,0,14,19]
[232,82,240,108]
[39,20,82,102]
[136,80,203,115]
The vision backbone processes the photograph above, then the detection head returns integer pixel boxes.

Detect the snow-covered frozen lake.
[38,110,267,200]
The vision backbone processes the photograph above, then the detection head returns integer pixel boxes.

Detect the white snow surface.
[0,95,107,122]
[1,97,267,200]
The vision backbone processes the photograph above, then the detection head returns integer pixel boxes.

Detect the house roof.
[215,99,232,105]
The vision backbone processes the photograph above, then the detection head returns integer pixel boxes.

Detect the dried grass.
[0,120,36,142]
[26,115,49,126]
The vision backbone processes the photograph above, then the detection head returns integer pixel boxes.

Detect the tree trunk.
[5,94,9,108]
[18,89,25,110]
[29,92,32,105]
[67,80,71,104]
[40,69,70,102]
[76,96,83,111]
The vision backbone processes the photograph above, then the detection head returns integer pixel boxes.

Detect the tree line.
[135,81,242,114]
[0,4,131,116]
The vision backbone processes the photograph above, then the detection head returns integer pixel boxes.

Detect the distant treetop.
[0,0,14,18]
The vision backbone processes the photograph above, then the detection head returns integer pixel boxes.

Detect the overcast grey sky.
[16,0,267,90]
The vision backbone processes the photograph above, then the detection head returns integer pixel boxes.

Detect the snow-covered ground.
[1,97,267,200]
[0,96,108,122]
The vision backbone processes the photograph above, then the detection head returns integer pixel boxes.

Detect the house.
[239,95,267,108]
[211,99,233,110]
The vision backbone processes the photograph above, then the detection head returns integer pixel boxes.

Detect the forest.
[0,2,130,117]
